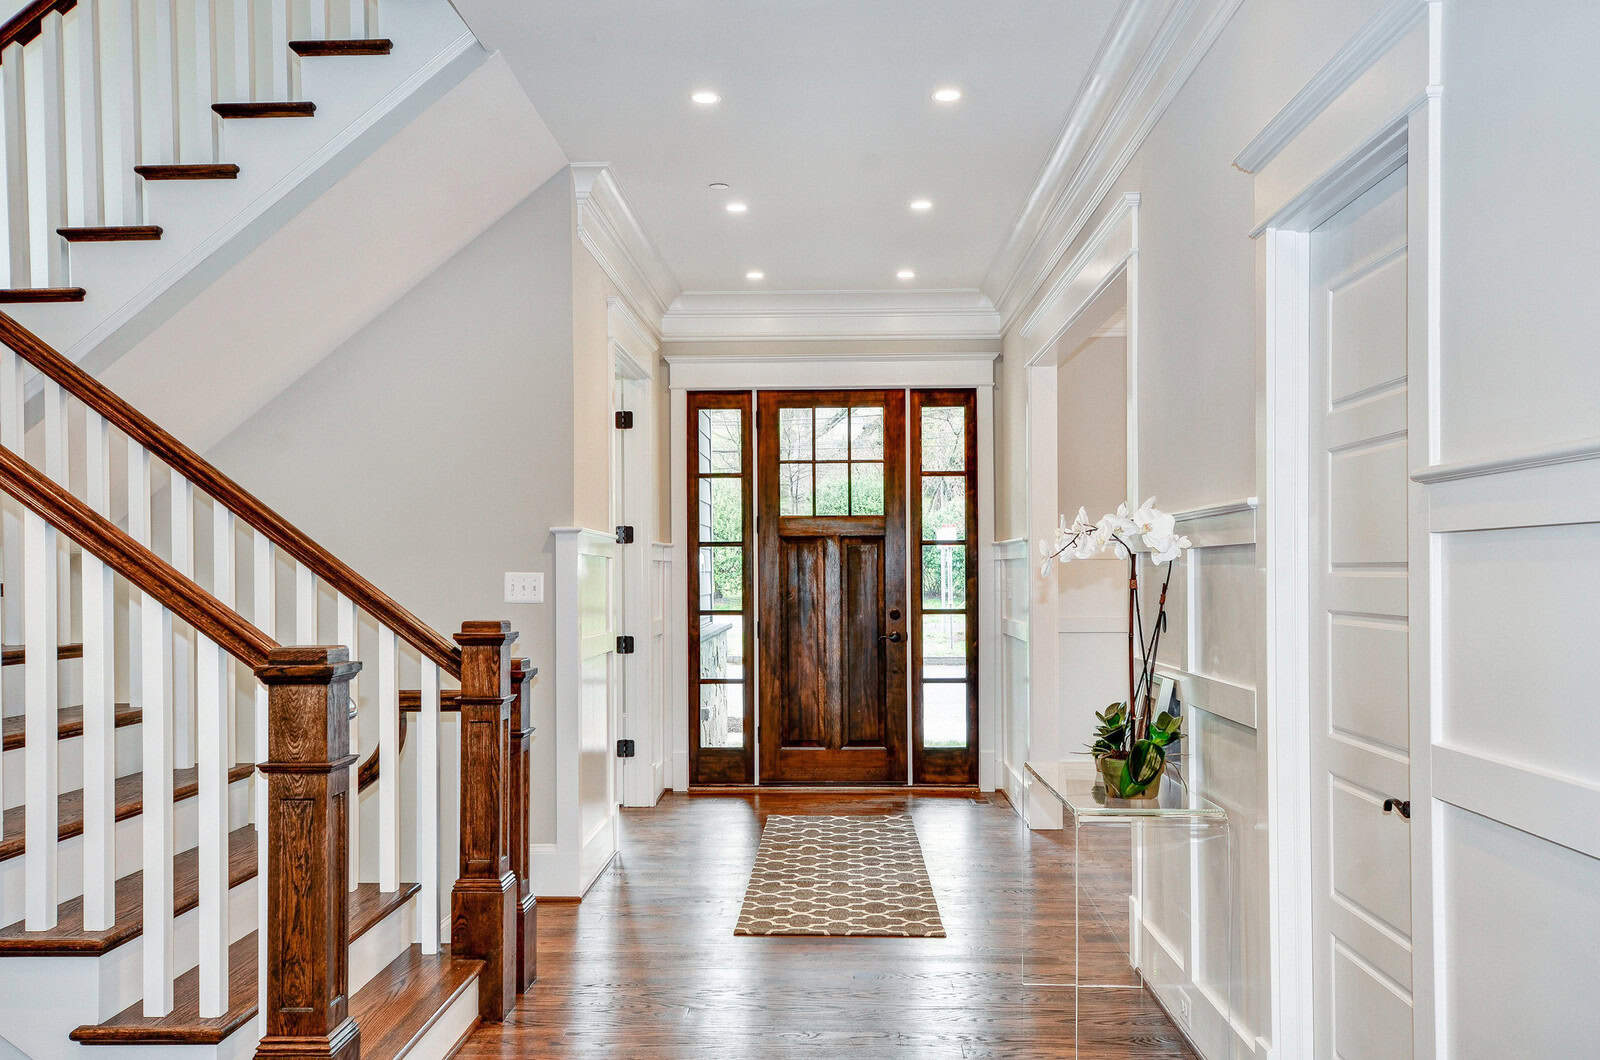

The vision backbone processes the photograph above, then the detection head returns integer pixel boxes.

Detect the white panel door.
[1308,166,1414,1060]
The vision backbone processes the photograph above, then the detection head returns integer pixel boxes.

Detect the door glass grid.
[693,404,749,752]
[915,399,971,751]
[776,405,886,516]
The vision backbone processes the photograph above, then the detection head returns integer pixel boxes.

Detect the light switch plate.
[504,571,544,604]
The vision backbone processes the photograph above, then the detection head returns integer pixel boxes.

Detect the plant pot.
[1097,752,1164,801]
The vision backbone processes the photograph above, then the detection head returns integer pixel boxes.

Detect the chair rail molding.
[660,289,1002,344]
[573,165,680,335]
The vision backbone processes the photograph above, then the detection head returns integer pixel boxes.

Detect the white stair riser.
[348,891,415,996]
[401,975,478,1060]
[1,723,143,809]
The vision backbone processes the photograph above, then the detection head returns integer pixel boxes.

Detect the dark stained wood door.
[757,391,908,783]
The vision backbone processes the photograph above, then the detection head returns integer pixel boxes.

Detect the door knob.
[879,631,903,643]
[1382,798,1411,820]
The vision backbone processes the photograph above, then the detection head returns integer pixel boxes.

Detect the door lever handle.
[1382,798,1411,820]
[879,631,903,643]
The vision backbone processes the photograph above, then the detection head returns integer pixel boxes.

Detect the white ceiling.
[461,1,1122,294]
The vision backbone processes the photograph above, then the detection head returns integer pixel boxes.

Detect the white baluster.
[2,42,30,286]
[212,504,235,759]
[175,0,214,162]
[23,507,59,929]
[170,472,194,768]
[377,625,397,892]
[336,592,359,890]
[140,0,176,164]
[222,0,252,104]
[326,0,353,40]
[42,382,68,646]
[196,631,229,1017]
[0,349,14,861]
[126,443,150,732]
[251,531,273,1026]
[303,0,328,41]
[82,409,116,930]
[37,12,70,286]
[257,0,290,101]
[417,661,439,953]
[294,561,314,642]
[76,0,107,227]
[364,0,377,39]
[140,596,174,1015]
[102,0,141,225]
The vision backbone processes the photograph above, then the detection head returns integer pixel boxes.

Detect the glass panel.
[697,409,742,473]
[921,544,968,610]
[699,615,746,680]
[849,406,884,459]
[815,463,849,516]
[697,547,743,612]
[922,614,967,679]
[815,407,850,461]
[779,463,812,516]
[699,681,746,749]
[921,405,965,471]
[923,683,968,748]
[850,462,884,515]
[779,408,812,461]
[922,476,967,540]
[698,477,742,542]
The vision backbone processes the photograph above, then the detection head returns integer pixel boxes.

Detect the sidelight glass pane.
[850,406,884,459]
[697,547,743,612]
[923,683,968,748]
[699,615,746,680]
[816,407,850,461]
[779,408,812,460]
[779,463,812,515]
[922,614,967,679]
[697,409,742,473]
[921,545,968,610]
[850,462,885,515]
[699,681,746,749]
[815,463,849,515]
[922,477,967,539]
[698,477,742,542]
[921,406,965,471]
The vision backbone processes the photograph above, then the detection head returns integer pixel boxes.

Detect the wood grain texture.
[349,944,483,1060]
[457,792,1199,1059]
[1,640,84,665]
[0,701,138,750]
[0,288,86,303]
[0,312,459,675]
[289,39,393,56]
[57,225,163,242]
[509,658,537,994]
[0,0,74,53]
[211,101,317,118]
[133,164,240,180]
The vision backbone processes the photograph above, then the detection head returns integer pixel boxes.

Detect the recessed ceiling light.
[745,270,765,281]
[932,86,962,104]
[708,182,730,190]
[897,269,916,280]
[725,201,748,214]
[909,198,933,212]
[691,90,721,106]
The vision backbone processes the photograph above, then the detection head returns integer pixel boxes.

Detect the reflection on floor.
[459,790,1198,1059]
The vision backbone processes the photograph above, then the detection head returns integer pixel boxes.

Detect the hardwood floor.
[461,791,1198,1059]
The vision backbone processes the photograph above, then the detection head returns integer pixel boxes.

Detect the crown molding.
[659,289,1003,343]
[983,0,1244,331]
[572,164,680,336]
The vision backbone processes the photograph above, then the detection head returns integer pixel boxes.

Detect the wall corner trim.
[573,165,680,335]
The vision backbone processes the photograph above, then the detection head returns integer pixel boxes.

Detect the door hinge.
[615,635,635,655]
[616,738,636,758]
[615,410,634,429]
[616,524,635,544]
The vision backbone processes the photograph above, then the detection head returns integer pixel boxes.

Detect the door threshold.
[685,784,982,796]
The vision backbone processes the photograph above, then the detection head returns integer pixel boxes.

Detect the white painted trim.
[664,353,996,392]
[572,165,681,334]
[660,288,1002,343]
[1411,434,1600,485]
[977,385,998,792]
[1150,662,1257,731]
[668,389,690,792]
[1431,744,1600,861]
[1058,616,1125,634]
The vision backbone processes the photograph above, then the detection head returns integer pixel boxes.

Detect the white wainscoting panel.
[993,539,1030,816]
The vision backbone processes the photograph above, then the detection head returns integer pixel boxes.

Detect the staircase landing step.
[57,226,164,242]
[211,101,316,119]
[134,164,240,181]
[0,288,85,303]
[290,38,394,56]
[1,641,85,665]
[1,702,140,752]
[351,945,484,1060]
[0,825,256,955]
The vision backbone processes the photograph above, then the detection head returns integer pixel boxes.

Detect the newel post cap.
[455,620,519,648]
[254,645,363,685]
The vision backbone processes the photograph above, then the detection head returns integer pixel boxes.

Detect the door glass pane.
[923,683,967,748]
[698,478,742,542]
[816,407,850,460]
[921,545,967,610]
[921,406,964,471]
[779,408,812,460]
[697,547,743,611]
[699,615,746,680]
[699,682,745,749]
[697,409,742,473]
[779,463,812,515]
[815,463,849,515]
[922,614,966,679]
[850,462,884,515]
[850,406,884,459]
[922,477,967,539]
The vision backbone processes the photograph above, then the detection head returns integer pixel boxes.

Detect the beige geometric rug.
[734,814,946,937]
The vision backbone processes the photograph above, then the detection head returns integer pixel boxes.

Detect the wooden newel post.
[254,647,363,1060]
[451,621,519,1021]
[509,657,537,993]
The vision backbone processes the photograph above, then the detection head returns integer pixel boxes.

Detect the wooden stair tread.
[0,288,85,303]
[0,762,254,863]
[1,640,85,665]
[0,825,255,955]
[211,101,316,118]
[350,879,422,941]
[133,163,239,180]
[290,38,393,56]
[1,701,140,752]
[73,885,425,1045]
[57,225,163,242]
[350,944,484,1060]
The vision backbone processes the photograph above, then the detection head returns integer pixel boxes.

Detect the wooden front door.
[757,391,908,783]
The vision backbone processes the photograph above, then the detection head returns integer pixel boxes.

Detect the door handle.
[1382,798,1411,820]
[879,631,903,643]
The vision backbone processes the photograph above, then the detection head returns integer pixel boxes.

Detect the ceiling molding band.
[572,164,681,337]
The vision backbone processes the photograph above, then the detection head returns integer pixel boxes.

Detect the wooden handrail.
[0,445,278,668]
[0,0,75,55]
[0,313,460,676]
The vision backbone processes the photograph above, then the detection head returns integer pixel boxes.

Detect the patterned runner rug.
[734,814,946,937]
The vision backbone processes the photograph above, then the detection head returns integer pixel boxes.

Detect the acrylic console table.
[1024,759,1238,1060]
